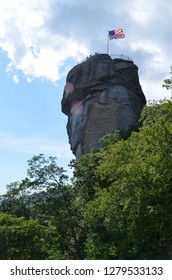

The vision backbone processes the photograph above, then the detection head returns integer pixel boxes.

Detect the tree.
[0,213,62,260]
[1,100,172,260]
[0,154,84,259]
[162,66,172,91]
[74,101,172,259]
[0,181,30,219]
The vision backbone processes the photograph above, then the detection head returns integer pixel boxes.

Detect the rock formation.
[61,53,146,159]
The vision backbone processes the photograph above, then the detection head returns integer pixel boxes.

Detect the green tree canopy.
[0,99,172,260]
[0,154,84,259]
[0,213,62,260]
[73,100,172,259]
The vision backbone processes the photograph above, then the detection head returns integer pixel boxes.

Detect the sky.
[0,0,171,195]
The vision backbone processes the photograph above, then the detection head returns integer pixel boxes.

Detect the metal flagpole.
[107,32,109,54]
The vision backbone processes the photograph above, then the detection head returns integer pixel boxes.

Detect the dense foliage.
[0,99,172,260]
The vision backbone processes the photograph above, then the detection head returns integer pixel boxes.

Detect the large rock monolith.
[61,54,146,159]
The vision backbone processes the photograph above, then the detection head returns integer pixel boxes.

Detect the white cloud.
[0,0,89,82]
[127,0,155,25]
[141,78,171,102]
[0,0,171,100]
[13,74,19,84]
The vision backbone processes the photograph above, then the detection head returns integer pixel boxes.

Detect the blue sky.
[0,0,171,194]
[0,52,74,194]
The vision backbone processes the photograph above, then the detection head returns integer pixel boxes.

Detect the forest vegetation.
[0,75,172,260]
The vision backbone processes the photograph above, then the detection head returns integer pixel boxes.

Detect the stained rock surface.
[61,54,146,159]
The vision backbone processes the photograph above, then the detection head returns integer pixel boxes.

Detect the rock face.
[61,54,146,159]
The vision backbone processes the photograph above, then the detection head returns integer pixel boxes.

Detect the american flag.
[108,28,125,40]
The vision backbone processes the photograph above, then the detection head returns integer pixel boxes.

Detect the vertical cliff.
[61,54,146,159]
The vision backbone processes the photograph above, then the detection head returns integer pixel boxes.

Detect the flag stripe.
[108,28,125,40]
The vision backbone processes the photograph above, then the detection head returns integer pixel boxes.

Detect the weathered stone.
[61,54,146,159]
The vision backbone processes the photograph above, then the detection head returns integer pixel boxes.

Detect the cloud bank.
[0,0,171,99]
[0,0,89,82]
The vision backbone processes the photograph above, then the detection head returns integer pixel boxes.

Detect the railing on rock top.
[77,53,133,64]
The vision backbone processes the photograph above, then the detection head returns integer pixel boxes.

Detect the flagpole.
[107,32,109,54]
